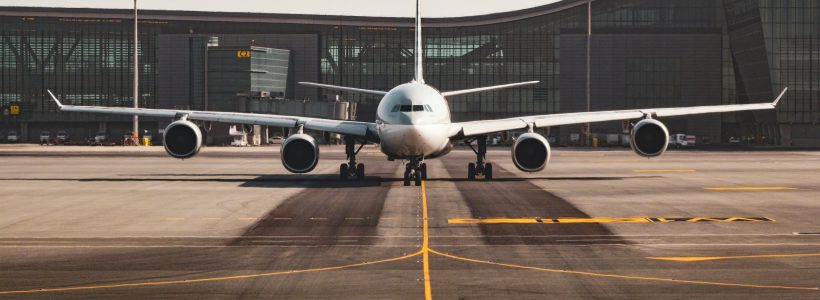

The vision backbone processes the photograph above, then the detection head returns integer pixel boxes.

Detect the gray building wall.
[561,33,723,144]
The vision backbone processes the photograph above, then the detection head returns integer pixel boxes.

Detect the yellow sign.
[236,50,251,58]
[9,105,19,115]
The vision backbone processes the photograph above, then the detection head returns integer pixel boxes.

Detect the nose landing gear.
[340,136,366,180]
[403,159,427,186]
[465,136,493,180]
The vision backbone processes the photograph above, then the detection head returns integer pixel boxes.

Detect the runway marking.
[238,217,257,221]
[648,252,820,262]
[428,249,820,292]
[632,169,696,173]
[0,250,422,295]
[421,180,433,300]
[704,187,798,191]
[447,217,775,224]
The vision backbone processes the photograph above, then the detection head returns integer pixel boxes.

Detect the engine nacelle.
[280,134,320,173]
[511,132,551,172]
[630,119,669,158]
[163,120,202,159]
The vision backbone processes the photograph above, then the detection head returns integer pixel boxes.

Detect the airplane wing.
[451,88,787,137]
[47,90,378,139]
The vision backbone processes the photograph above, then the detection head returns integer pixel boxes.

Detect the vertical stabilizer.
[414,0,424,83]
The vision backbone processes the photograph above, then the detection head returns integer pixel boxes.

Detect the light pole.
[132,0,139,145]
[585,0,592,146]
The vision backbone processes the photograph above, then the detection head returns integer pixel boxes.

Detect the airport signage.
[236,50,251,58]
[9,102,20,115]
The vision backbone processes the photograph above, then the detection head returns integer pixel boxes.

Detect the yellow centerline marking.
[428,249,819,292]
[421,181,433,300]
[633,169,697,173]
[448,217,775,224]
[648,252,820,262]
[704,187,798,191]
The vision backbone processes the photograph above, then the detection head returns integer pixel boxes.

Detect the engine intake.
[512,132,551,172]
[281,134,320,173]
[630,119,669,158]
[163,120,202,159]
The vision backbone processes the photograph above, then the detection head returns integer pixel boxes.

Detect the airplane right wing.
[451,88,787,137]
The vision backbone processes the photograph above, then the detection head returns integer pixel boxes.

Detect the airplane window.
[424,104,433,112]
[400,105,412,112]
[412,105,424,111]
[391,105,401,112]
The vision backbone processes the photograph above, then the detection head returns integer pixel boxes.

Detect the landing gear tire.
[403,170,411,186]
[342,135,366,181]
[420,163,428,180]
[485,163,493,181]
[340,163,349,180]
[465,136,492,181]
[355,163,365,180]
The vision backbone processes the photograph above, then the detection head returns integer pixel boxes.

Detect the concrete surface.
[0,145,819,299]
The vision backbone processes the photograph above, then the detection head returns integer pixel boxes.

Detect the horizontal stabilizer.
[441,81,539,97]
[299,82,387,96]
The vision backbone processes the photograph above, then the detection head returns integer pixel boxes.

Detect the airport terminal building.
[0,0,818,145]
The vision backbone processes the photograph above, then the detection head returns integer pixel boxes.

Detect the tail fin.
[414,0,424,83]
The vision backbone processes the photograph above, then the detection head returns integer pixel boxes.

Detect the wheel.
[468,163,476,180]
[420,163,428,180]
[355,163,365,180]
[485,163,493,180]
[414,171,422,186]
[403,170,411,186]
[339,163,349,180]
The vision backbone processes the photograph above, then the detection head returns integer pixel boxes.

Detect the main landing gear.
[340,136,366,180]
[465,136,493,181]
[403,159,427,186]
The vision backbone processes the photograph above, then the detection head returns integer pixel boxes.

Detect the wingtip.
[46,89,63,109]
[772,87,788,106]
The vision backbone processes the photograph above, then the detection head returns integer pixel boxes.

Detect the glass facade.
[0,0,818,144]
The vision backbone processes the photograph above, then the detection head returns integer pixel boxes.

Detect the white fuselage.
[376,82,453,159]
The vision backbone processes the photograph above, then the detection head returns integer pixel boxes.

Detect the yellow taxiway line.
[648,252,820,262]
[428,249,819,292]
[0,250,422,295]
[421,181,433,300]
[704,187,798,191]
[448,217,775,224]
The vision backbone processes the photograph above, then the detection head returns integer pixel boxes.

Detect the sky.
[2,0,563,18]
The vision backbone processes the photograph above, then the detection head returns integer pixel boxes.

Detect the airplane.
[47,0,788,187]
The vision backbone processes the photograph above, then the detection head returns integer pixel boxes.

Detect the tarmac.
[0,144,819,299]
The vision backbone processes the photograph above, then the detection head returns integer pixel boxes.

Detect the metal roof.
[0,0,589,28]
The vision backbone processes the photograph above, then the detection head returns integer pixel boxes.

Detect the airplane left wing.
[451,88,787,137]
[47,90,378,139]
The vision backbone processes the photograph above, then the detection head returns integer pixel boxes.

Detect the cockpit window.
[391,104,433,112]
[392,104,431,112]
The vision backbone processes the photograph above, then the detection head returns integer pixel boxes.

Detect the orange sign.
[236,50,251,58]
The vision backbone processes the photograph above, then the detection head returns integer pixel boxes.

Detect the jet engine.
[630,119,669,158]
[511,132,551,172]
[163,120,202,159]
[280,134,320,173]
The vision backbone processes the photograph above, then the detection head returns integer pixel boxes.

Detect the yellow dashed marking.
[704,187,798,191]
